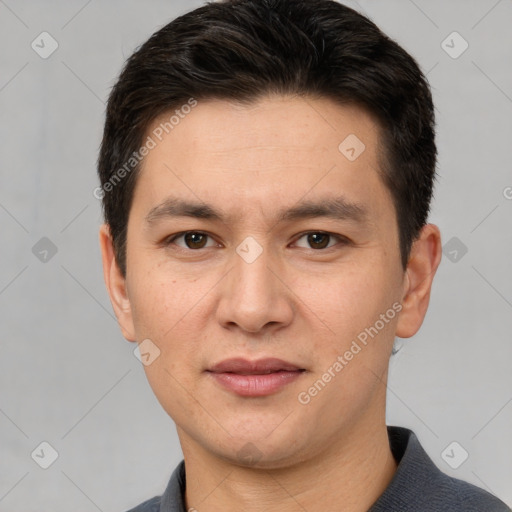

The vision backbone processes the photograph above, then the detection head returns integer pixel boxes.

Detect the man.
[97,0,510,510]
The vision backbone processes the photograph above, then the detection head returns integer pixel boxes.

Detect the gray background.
[0,0,511,510]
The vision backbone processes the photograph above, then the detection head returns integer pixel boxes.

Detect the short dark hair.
[98,0,437,276]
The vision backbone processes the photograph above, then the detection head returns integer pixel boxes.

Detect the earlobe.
[98,224,136,341]
[395,224,442,339]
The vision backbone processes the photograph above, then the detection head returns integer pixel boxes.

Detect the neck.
[179,409,396,511]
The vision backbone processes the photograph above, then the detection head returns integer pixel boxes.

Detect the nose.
[215,239,294,335]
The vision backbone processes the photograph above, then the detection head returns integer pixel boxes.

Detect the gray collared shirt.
[125,426,510,511]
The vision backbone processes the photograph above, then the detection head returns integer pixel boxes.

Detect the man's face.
[113,96,409,466]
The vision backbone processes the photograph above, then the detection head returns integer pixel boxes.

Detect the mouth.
[206,357,306,397]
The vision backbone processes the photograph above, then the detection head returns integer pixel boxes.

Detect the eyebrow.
[145,196,368,227]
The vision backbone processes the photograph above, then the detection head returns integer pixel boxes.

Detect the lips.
[208,357,304,374]
[206,358,305,397]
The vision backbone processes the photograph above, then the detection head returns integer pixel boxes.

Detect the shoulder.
[372,427,511,512]
[430,471,510,511]
[123,460,186,512]
[124,496,161,512]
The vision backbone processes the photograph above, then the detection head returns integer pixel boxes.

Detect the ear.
[99,224,136,341]
[396,223,442,338]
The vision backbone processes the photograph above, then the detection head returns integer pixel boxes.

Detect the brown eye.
[166,231,215,250]
[307,233,330,249]
[295,232,343,250]
[183,232,208,249]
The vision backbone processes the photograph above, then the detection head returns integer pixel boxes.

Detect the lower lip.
[208,370,303,397]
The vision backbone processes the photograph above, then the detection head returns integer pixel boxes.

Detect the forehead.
[145,95,381,161]
[133,95,390,223]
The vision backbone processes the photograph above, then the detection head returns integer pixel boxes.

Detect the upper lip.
[208,357,304,375]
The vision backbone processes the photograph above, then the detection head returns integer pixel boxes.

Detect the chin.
[208,428,312,470]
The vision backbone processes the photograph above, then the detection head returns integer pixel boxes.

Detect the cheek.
[127,260,218,402]
[128,258,206,339]
[293,262,402,409]
[293,265,400,420]
[131,268,207,413]
[297,262,397,341]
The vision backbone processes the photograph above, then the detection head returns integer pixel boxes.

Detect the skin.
[100,95,442,511]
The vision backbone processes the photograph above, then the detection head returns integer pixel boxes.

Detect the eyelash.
[164,231,350,251]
